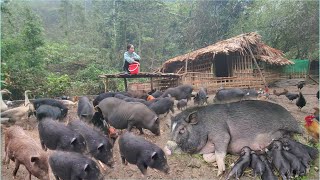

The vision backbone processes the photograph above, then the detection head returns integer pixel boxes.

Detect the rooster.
[314,107,319,121]
[304,115,319,141]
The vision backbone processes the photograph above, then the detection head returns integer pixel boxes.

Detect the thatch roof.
[160,32,293,73]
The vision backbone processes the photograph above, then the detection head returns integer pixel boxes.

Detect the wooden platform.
[99,72,181,92]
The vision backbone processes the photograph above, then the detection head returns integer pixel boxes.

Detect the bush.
[43,73,71,97]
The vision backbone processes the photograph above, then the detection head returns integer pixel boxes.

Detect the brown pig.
[3,126,49,180]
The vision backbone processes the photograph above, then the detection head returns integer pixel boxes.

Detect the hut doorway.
[214,54,229,77]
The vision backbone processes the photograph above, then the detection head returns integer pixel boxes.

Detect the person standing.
[123,44,140,74]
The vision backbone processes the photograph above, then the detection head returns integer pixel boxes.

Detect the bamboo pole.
[247,43,268,88]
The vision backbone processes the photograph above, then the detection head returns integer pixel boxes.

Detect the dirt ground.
[1,82,319,180]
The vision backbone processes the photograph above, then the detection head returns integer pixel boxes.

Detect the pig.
[33,98,68,118]
[280,137,313,169]
[38,117,86,153]
[49,151,101,180]
[161,84,193,101]
[281,146,306,176]
[93,92,131,106]
[167,100,302,176]
[96,97,160,135]
[114,93,129,100]
[151,90,163,98]
[35,104,62,121]
[242,88,259,100]
[148,97,174,116]
[250,151,266,177]
[118,132,169,175]
[259,155,278,180]
[193,87,208,105]
[226,146,251,180]
[268,141,291,180]
[77,96,94,123]
[4,126,49,180]
[177,99,188,110]
[213,88,245,104]
[123,97,148,105]
[68,119,115,167]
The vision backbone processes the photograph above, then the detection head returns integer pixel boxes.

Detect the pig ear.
[70,137,77,145]
[97,143,104,151]
[186,111,198,125]
[31,156,39,163]
[151,152,158,160]
[84,164,90,172]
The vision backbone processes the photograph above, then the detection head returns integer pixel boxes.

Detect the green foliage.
[43,73,71,97]
[1,0,318,99]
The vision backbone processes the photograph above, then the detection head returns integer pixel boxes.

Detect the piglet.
[250,151,266,177]
[4,126,49,180]
[118,132,170,176]
[280,137,314,170]
[259,155,277,180]
[269,140,291,180]
[226,146,251,180]
[177,99,188,110]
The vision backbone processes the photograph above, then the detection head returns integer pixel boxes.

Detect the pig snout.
[107,159,115,168]
[163,165,170,174]
[164,141,181,155]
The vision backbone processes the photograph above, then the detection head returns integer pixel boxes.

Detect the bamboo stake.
[246,42,268,88]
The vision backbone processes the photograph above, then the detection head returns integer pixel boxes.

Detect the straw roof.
[160,32,293,72]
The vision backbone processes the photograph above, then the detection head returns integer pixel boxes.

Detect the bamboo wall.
[128,53,296,93]
[181,72,264,93]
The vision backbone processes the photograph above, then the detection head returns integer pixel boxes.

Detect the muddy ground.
[1,82,319,180]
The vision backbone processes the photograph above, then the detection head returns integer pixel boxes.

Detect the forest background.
[1,0,318,99]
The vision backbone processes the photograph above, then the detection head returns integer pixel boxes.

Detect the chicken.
[273,89,287,96]
[296,92,306,110]
[304,115,319,141]
[285,91,299,102]
[297,81,304,90]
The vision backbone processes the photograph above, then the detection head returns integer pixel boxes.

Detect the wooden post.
[247,43,268,88]
[124,78,128,91]
[150,77,154,91]
[103,77,109,92]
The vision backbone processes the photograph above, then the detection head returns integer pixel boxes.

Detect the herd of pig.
[2,84,319,179]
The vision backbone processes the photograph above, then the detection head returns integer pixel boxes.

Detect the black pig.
[68,119,115,167]
[194,87,208,105]
[226,146,251,180]
[118,132,169,175]
[148,97,174,116]
[168,100,302,176]
[269,140,291,180]
[259,155,277,180]
[177,99,188,110]
[161,84,193,101]
[33,98,68,118]
[49,151,101,180]
[77,96,94,123]
[250,151,266,177]
[38,118,86,153]
[96,97,160,135]
[35,104,62,121]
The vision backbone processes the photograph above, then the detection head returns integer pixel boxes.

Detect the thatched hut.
[159,32,294,91]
